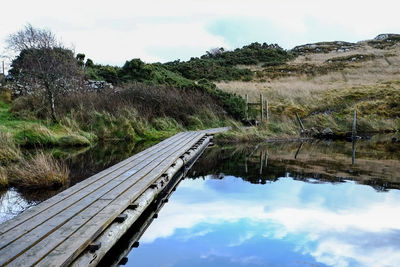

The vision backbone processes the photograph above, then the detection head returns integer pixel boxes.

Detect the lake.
[121,136,400,267]
[1,135,400,266]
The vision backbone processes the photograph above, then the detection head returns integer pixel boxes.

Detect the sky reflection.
[128,176,400,267]
[0,189,37,224]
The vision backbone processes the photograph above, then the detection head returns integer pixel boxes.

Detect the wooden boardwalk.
[0,128,227,266]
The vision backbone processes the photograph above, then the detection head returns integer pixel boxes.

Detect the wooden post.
[352,140,356,165]
[265,98,269,121]
[352,110,357,138]
[295,113,305,131]
[245,155,248,173]
[259,150,263,175]
[294,142,303,159]
[260,94,264,122]
[245,94,249,120]
[1,61,4,74]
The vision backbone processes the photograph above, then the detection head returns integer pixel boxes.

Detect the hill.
[215,34,400,136]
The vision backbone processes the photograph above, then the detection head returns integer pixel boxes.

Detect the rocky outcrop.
[374,34,400,41]
[291,41,360,55]
[84,80,113,91]
[291,34,400,55]
[366,34,400,49]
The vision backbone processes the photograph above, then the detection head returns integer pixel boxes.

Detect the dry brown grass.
[0,132,21,164]
[216,44,400,106]
[0,166,8,187]
[9,152,69,188]
[291,44,390,64]
[216,43,400,134]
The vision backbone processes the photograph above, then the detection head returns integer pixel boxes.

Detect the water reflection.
[191,137,400,190]
[0,140,155,223]
[0,188,38,224]
[126,136,400,267]
[128,177,400,267]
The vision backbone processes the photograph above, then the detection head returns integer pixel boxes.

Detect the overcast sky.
[1,0,400,66]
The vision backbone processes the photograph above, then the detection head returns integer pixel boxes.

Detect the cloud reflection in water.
[128,176,400,267]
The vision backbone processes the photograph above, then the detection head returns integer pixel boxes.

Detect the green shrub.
[164,42,292,81]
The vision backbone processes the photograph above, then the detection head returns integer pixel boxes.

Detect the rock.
[322,128,333,135]
[375,34,390,40]
[84,80,114,91]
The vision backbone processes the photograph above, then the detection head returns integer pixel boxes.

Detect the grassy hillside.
[216,34,400,136]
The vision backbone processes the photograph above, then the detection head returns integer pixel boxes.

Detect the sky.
[1,0,400,67]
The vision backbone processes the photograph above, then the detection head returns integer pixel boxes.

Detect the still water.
[124,137,400,267]
[1,136,400,266]
[0,141,155,224]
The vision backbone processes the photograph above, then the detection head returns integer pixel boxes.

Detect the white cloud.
[139,177,400,267]
[1,0,400,66]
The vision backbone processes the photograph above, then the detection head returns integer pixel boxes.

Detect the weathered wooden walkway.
[0,128,228,267]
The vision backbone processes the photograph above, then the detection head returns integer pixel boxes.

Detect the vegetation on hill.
[164,43,292,81]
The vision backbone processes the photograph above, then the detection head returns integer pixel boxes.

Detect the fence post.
[260,94,264,122]
[245,94,249,120]
[352,110,357,138]
[295,113,305,132]
[265,98,269,121]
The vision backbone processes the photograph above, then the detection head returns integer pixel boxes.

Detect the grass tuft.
[14,124,57,146]
[0,166,8,188]
[0,132,21,164]
[8,152,69,188]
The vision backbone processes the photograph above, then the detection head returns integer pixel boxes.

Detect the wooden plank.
[0,133,188,236]
[0,133,191,250]
[1,199,111,267]
[199,127,230,135]
[0,132,186,235]
[2,133,203,266]
[35,132,205,266]
[9,132,204,266]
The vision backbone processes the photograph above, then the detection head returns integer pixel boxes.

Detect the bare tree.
[5,23,59,52]
[7,25,82,121]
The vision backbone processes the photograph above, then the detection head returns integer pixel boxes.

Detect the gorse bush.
[164,42,292,81]
[204,43,292,65]
[84,43,292,84]
[164,58,253,81]
[197,79,246,120]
